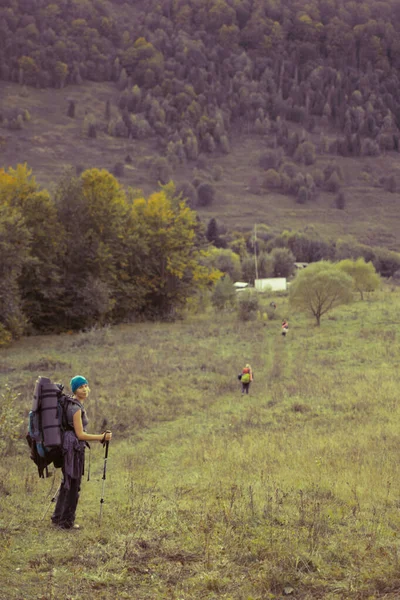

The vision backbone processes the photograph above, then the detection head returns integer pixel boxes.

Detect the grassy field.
[1,288,400,599]
[2,80,400,250]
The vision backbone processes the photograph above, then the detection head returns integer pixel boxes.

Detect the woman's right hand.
[100,431,112,443]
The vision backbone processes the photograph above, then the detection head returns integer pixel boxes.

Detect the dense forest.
[1,0,400,162]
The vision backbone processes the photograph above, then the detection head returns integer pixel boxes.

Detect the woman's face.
[75,383,90,401]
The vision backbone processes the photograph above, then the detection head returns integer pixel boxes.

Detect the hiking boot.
[53,522,82,530]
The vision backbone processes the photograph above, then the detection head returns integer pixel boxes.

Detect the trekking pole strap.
[100,431,111,447]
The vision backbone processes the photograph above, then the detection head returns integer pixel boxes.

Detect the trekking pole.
[99,437,110,524]
[40,482,61,522]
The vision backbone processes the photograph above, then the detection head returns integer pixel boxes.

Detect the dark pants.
[52,470,82,528]
[242,382,250,394]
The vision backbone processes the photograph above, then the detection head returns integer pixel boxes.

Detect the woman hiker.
[51,375,112,530]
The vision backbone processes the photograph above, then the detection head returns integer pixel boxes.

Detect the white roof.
[233,282,249,288]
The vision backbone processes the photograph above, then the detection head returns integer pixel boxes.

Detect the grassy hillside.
[1,79,400,251]
[2,288,400,598]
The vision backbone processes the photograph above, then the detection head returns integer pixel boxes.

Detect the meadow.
[1,288,400,599]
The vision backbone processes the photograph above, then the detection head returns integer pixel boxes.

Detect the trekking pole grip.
[104,439,109,459]
[101,430,111,446]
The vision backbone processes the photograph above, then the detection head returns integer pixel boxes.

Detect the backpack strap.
[58,395,84,431]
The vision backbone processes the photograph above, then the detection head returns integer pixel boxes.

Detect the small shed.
[233,281,249,292]
[254,278,287,292]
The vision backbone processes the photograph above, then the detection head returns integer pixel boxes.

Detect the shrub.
[237,291,259,321]
[88,123,97,138]
[197,182,215,206]
[263,169,281,189]
[150,157,171,184]
[67,100,75,118]
[113,162,125,177]
[335,190,346,209]
[211,276,236,311]
[294,141,316,165]
[280,161,298,178]
[0,384,24,455]
[212,165,223,181]
[325,171,341,193]
[313,168,324,187]
[0,324,12,347]
[219,134,230,154]
[361,138,380,156]
[297,186,308,204]
[373,248,400,278]
[259,149,282,170]
[248,176,262,195]
[384,176,396,193]
[176,181,198,207]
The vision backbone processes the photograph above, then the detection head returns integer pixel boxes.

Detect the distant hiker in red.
[240,363,253,394]
[281,320,289,336]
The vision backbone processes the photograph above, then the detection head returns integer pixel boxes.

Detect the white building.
[254,278,287,292]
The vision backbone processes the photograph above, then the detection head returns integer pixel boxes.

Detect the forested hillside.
[1,0,400,160]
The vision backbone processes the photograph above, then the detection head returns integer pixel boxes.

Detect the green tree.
[0,202,30,338]
[337,258,380,300]
[211,275,236,311]
[0,164,64,332]
[206,217,219,244]
[237,290,259,322]
[258,252,275,278]
[122,38,164,86]
[150,156,171,184]
[18,56,38,86]
[294,141,316,165]
[55,168,137,329]
[54,61,69,88]
[205,247,242,281]
[270,247,295,277]
[130,185,220,317]
[289,261,353,326]
[197,182,215,206]
[241,255,256,283]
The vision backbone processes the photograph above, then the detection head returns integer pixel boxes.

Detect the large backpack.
[26,376,80,478]
[241,372,251,384]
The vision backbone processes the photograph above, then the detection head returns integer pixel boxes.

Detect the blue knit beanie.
[70,375,88,394]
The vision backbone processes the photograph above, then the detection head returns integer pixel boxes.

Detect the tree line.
[206,218,400,281]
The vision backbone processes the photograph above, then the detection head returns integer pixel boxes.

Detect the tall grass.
[1,289,400,598]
